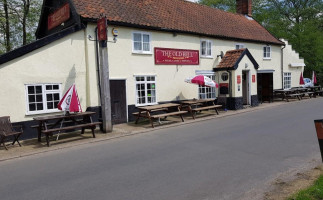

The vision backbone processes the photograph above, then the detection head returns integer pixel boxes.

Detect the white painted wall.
[0,24,287,122]
[98,25,283,105]
[281,39,305,88]
[232,55,258,98]
[0,30,95,122]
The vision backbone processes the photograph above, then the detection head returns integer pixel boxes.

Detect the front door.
[110,80,127,124]
[257,73,273,103]
[242,71,250,105]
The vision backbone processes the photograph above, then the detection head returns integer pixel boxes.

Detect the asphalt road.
[1,98,322,200]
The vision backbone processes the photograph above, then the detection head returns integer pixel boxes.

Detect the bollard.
[314,119,323,162]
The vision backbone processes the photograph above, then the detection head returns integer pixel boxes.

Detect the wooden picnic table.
[33,111,101,146]
[180,99,221,119]
[273,89,302,102]
[292,87,316,99]
[274,87,316,101]
[134,103,188,128]
[308,85,323,97]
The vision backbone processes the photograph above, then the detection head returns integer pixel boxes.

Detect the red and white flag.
[299,72,305,85]
[57,84,82,113]
[312,71,317,85]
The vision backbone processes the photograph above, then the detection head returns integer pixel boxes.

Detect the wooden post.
[99,40,113,133]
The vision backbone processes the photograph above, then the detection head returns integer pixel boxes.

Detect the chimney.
[236,0,252,16]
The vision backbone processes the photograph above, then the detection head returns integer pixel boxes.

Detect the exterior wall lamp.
[217,51,224,58]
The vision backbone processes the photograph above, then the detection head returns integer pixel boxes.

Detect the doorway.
[242,71,250,105]
[257,73,273,103]
[110,80,127,124]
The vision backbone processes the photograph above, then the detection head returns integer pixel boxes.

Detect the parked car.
[302,78,313,87]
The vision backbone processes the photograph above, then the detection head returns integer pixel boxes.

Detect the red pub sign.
[48,3,70,30]
[97,17,107,41]
[154,48,199,65]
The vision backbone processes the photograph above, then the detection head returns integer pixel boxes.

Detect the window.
[132,32,151,54]
[200,40,212,57]
[198,74,216,99]
[25,84,61,114]
[235,44,245,49]
[221,72,229,81]
[263,46,271,59]
[283,72,291,89]
[135,76,156,105]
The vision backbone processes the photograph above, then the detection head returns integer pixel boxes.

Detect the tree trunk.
[22,0,30,45]
[3,0,11,52]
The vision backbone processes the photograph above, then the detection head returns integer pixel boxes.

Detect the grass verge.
[288,175,323,200]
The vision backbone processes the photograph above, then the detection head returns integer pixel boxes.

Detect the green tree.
[0,0,41,54]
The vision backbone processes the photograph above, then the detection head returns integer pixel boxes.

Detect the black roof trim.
[214,48,259,71]
[0,25,83,65]
[234,48,259,70]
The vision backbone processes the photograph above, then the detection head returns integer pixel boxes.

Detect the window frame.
[196,71,216,99]
[200,39,213,58]
[235,43,245,49]
[198,74,216,99]
[283,72,292,89]
[135,75,157,106]
[263,45,271,59]
[25,83,62,115]
[132,31,152,54]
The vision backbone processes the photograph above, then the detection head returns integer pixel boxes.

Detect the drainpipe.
[281,44,286,89]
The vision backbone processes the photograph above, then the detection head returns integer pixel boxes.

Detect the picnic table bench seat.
[40,122,102,147]
[285,93,302,101]
[30,119,83,128]
[150,111,188,119]
[192,105,222,115]
[132,108,167,117]
[315,90,323,96]
[0,116,23,150]
[301,91,315,98]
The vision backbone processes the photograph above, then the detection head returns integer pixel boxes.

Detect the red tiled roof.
[216,48,259,70]
[217,49,245,69]
[71,0,282,45]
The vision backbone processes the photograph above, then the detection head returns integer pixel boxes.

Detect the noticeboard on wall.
[237,75,241,84]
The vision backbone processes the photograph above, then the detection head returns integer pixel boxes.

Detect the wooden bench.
[192,105,222,115]
[30,119,83,129]
[315,90,323,96]
[0,116,23,150]
[301,92,315,98]
[285,93,302,101]
[150,111,188,127]
[41,122,102,147]
[132,108,167,117]
[151,111,188,119]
